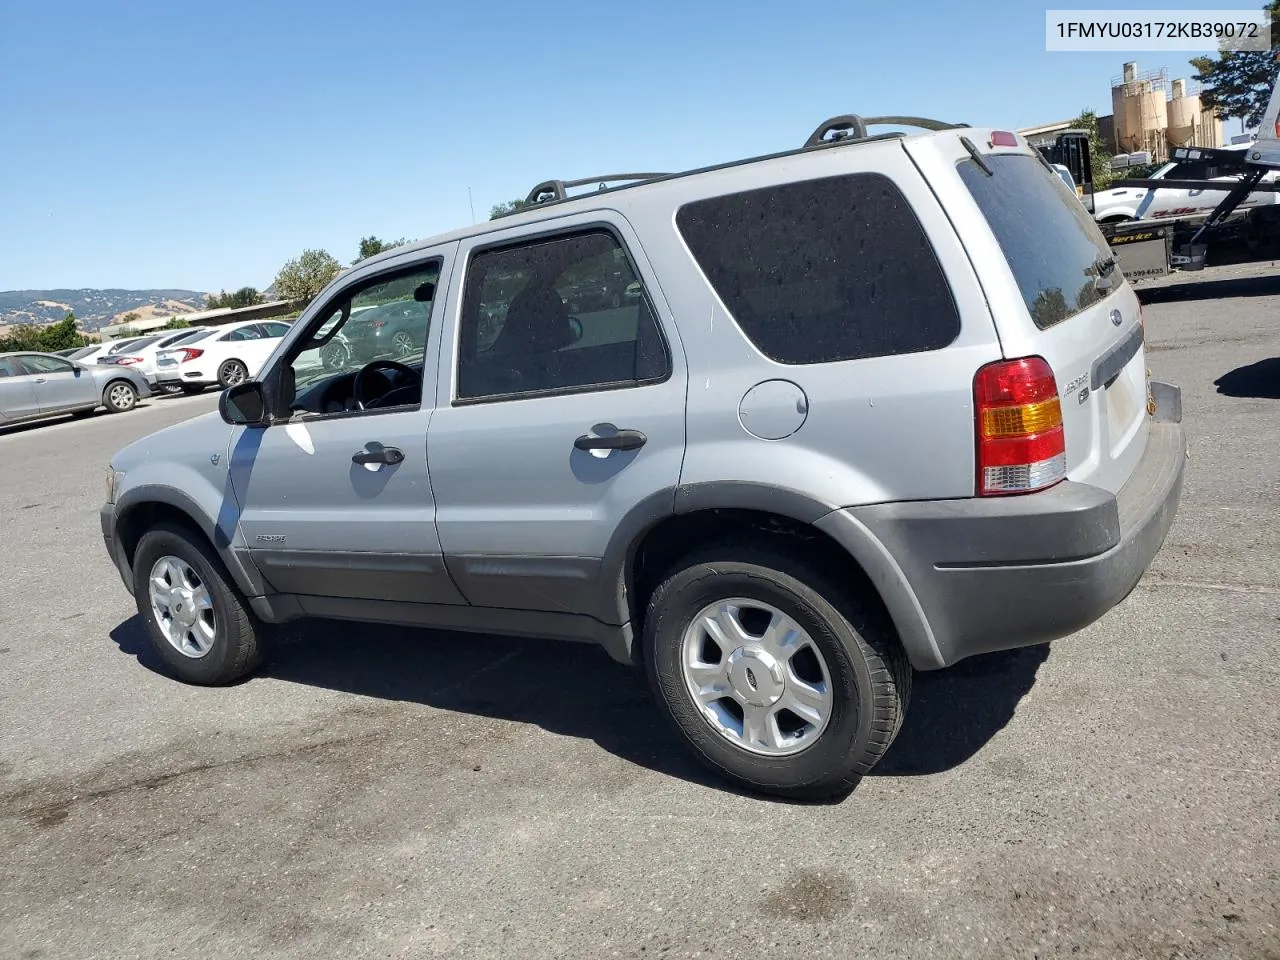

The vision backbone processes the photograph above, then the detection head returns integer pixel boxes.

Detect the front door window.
[287,262,440,416]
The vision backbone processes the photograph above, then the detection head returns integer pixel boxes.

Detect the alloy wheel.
[148,555,217,658]
[680,598,834,757]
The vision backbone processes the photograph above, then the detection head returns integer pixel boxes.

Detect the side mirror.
[413,281,436,303]
[567,316,584,344]
[220,380,268,425]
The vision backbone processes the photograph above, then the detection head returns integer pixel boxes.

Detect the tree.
[207,287,263,310]
[1191,2,1280,129]
[0,312,90,352]
[1069,108,1117,190]
[118,311,141,327]
[274,249,342,305]
[356,236,385,262]
[489,199,527,220]
[354,236,411,263]
[163,316,190,329]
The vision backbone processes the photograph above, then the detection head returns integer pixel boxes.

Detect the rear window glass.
[675,173,961,365]
[957,154,1112,329]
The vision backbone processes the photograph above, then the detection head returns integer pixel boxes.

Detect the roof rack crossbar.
[803,114,969,149]
[524,173,672,206]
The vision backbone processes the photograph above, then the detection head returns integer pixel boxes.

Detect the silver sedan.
[0,351,152,427]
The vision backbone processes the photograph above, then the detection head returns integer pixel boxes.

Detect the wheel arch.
[113,484,268,599]
[606,483,940,669]
[102,376,140,402]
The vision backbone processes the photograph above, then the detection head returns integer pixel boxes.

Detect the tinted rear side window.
[676,173,960,364]
[957,154,1113,329]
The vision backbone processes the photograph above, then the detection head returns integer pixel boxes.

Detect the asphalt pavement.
[1,269,1278,959]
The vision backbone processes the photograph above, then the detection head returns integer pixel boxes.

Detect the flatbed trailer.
[1039,64,1280,279]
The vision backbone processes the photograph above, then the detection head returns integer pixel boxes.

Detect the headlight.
[105,468,123,504]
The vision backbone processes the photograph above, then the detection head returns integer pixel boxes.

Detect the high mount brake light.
[974,357,1067,496]
[989,130,1018,147]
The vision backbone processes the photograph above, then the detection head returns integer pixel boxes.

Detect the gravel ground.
[2,267,1278,959]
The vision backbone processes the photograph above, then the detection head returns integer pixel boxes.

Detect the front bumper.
[100,503,134,596]
[829,382,1186,670]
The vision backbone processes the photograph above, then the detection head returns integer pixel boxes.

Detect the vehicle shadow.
[1214,357,1280,399]
[109,615,1046,798]
[0,400,174,438]
[1136,272,1280,304]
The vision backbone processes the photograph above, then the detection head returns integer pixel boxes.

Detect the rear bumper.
[828,383,1186,670]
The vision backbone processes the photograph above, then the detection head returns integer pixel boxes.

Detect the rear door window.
[675,173,961,364]
[957,154,1114,329]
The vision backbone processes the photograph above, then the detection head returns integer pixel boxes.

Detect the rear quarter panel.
[620,138,1004,507]
[905,132,1148,494]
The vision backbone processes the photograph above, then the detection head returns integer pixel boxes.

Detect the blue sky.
[0,0,1252,292]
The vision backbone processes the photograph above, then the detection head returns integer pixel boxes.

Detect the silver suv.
[101,116,1186,799]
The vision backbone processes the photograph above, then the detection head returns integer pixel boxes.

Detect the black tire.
[320,340,350,371]
[180,384,205,395]
[102,380,139,414]
[132,522,265,685]
[217,359,248,389]
[644,542,911,800]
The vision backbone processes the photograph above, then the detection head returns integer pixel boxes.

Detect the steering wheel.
[353,359,421,411]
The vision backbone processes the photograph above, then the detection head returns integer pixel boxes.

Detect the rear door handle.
[352,446,405,465]
[574,429,647,452]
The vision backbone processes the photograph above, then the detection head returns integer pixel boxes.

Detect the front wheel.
[217,359,248,388]
[644,543,911,800]
[102,380,138,413]
[133,522,265,685]
[391,330,416,357]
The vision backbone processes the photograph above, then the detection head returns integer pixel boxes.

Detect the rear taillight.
[179,348,204,362]
[372,320,387,328]
[116,357,142,365]
[974,356,1066,496]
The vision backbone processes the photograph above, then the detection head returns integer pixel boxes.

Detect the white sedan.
[1092,144,1280,223]
[95,327,214,388]
[155,319,293,394]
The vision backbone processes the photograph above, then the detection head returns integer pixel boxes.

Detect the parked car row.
[1,319,298,430]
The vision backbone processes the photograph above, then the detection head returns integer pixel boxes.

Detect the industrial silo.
[1167,79,1197,147]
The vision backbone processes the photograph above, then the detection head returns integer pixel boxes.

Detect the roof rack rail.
[803,115,969,149]
[524,173,672,207]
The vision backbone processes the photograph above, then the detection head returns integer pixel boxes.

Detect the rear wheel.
[644,542,911,800]
[133,522,265,685]
[320,340,350,370]
[217,359,248,388]
[102,380,138,413]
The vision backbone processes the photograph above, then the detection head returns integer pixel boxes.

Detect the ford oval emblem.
[1110,309,1123,327]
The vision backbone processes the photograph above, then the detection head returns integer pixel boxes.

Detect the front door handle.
[574,429,647,452]
[352,446,405,465]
